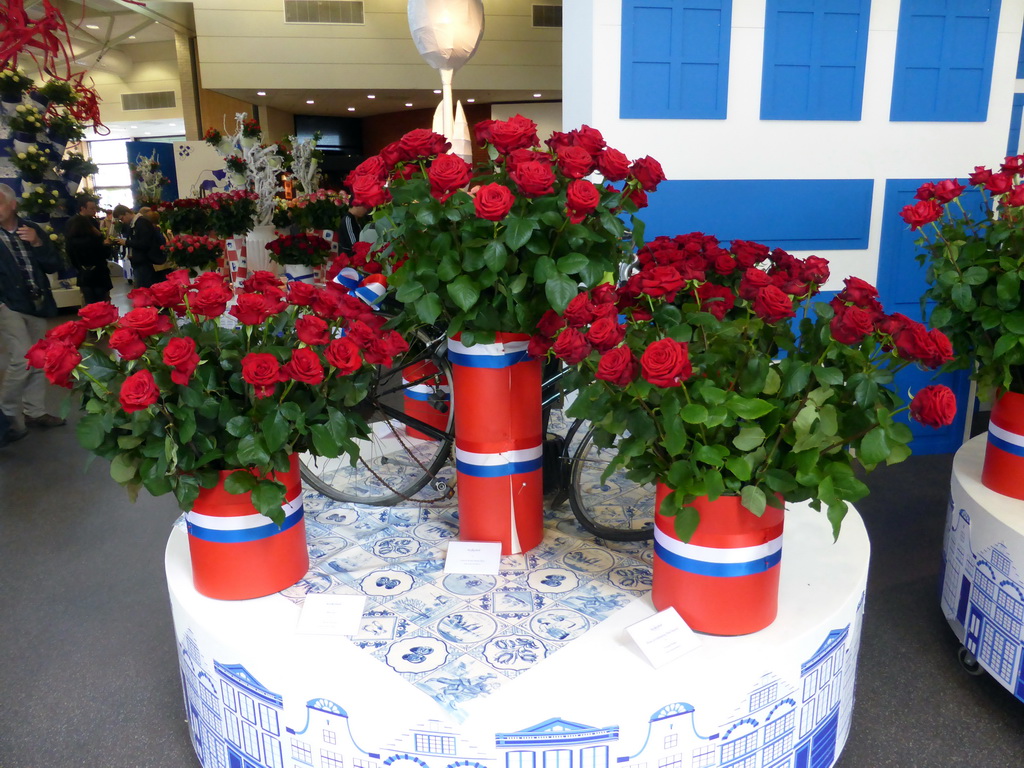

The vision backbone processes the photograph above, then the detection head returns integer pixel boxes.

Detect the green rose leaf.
[483,240,508,273]
[237,433,271,466]
[447,276,481,312]
[857,427,889,466]
[680,403,709,423]
[251,480,287,524]
[76,413,107,450]
[504,216,537,250]
[110,453,138,485]
[396,280,426,303]
[225,415,250,438]
[741,485,768,517]
[415,293,443,324]
[726,396,775,420]
[733,425,766,451]
[223,469,258,494]
[534,255,558,282]
[261,409,290,453]
[545,274,578,313]
[557,252,590,275]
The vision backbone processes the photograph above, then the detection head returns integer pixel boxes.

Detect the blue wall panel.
[761,0,871,121]
[620,0,732,119]
[890,0,1001,122]
[1009,93,1024,156]
[637,179,872,249]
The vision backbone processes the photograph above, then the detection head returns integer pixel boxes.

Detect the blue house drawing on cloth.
[176,621,856,768]
[940,505,1024,702]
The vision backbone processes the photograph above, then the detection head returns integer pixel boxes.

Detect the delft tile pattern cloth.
[281,434,654,722]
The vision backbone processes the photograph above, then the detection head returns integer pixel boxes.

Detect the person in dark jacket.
[65,195,113,304]
[0,183,67,440]
[114,204,165,288]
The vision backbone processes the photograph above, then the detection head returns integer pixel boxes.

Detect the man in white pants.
[0,183,66,444]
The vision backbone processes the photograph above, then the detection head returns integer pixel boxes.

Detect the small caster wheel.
[958,646,985,676]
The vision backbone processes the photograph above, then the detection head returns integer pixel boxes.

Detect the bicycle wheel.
[567,424,654,541]
[299,328,455,505]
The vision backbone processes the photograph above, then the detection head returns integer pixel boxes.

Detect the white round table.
[941,435,1024,702]
[165,496,869,768]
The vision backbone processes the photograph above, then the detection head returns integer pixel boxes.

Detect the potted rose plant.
[26,269,407,599]
[162,233,224,274]
[901,157,1024,498]
[349,115,665,555]
[266,232,332,284]
[534,233,957,634]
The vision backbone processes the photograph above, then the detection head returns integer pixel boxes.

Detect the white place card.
[627,607,702,667]
[296,594,365,636]
[444,541,503,574]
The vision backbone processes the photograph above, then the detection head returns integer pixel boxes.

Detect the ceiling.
[37,0,561,123]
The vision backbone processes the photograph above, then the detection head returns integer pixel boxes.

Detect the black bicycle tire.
[299,328,454,505]
[567,424,654,542]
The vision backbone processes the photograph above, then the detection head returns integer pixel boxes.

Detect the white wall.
[87,40,184,125]
[563,0,1024,288]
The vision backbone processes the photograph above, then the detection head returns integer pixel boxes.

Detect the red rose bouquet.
[26,269,407,519]
[901,157,1024,399]
[535,233,958,539]
[284,188,348,231]
[266,232,333,268]
[163,233,224,272]
[204,190,259,238]
[348,115,664,342]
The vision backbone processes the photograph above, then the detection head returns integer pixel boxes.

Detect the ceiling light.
[130,125,138,128]
[85,24,99,30]
[347,107,355,112]
[367,94,375,99]
[128,35,136,40]
[466,98,475,103]
[257,91,266,96]
[533,93,542,98]
[405,103,413,107]
[144,132,152,135]
[433,89,442,94]
[306,99,314,104]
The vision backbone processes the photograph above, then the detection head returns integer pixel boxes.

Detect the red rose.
[624,187,648,209]
[379,141,404,169]
[42,341,81,388]
[397,128,449,159]
[837,276,879,307]
[830,303,875,345]
[1006,184,1024,207]
[629,156,666,191]
[241,352,283,398]
[924,328,954,369]
[893,319,939,363]
[108,328,147,361]
[344,320,377,350]
[537,309,565,338]
[281,347,325,385]
[556,146,595,179]
[565,179,601,224]
[1001,155,1024,175]
[188,283,233,319]
[915,182,936,201]
[349,155,389,182]
[381,330,409,358]
[710,250,738,276]
[296,315,330,346]
[25,338,50,370]
[909,385,957,428]
[349,174,391,208]
[586,317,626,352]
[552,327,592,364]
[511,161,557,198]
[428,154,472,202]
[544,130,575,152]
[986,173,1014,194]
[473,183,516,221]
[596,345,639,386]
[486,115,539,154]
[324,338,363,374]
[591,283,619,305]
[933,179,965,203]
[46,320,88,348]
[563,293,596,327]
[641,339,691,388]
[799,256,831,284]
[969,165,993,186]
[596,148,630,181]
[572,125,606,155]
[900,199,944,230]
[127,286,156,308]
[150,280,188,310]
[230,293,280,326]
[162,336,200,386]
[118,307,170,337]
[78,302,119,329]
[527,334,553,358]
[288,281,319,307]
[505,148,551,174]
[730,240,770,268]
[694,282,735,320]
[752,285,796,323]
[194,271,226,289]
[638,265,685,298]
[119,369,160,413]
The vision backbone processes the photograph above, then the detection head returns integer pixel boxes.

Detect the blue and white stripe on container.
[284,267,316,283]
[332,267,362,290]
[653,528,783,578]
[987,421,1024,457]
[402,380,451,402]
[186,497,304,543]
[447,338,530,369]
[455,446,543,478]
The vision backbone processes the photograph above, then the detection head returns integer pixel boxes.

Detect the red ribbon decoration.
[0,0,75,79]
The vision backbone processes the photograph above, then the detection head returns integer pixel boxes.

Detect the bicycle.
[298,324,655,542]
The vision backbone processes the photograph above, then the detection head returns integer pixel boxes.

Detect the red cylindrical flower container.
[185,454,309,600]
[981,390,1024,499]
[403,359,451,440]
[652,484,785,635]
[448,332,544,555]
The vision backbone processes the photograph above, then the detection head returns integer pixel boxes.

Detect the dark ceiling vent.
[121,91,176,111]
[284,0,364,24]
[533,4,562,28]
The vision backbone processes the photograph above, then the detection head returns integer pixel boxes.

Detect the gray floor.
[1,300,1022,766]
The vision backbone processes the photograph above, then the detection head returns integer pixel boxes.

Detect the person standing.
[337,203,369,255]
[114,204,165,288]
[0,183,67,440]
[65,195,113,304]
